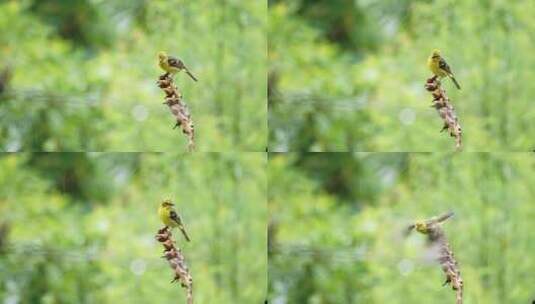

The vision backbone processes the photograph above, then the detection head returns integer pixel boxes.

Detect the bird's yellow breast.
[415,221,429,234]
[159,59,179,74]
[158,206,177,227]
[427,56,448,77]
[158,60,168,71]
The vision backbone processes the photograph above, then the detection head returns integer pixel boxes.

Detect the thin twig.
[425,76,462,150]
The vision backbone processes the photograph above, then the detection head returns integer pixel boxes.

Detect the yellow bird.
[158,199,191,242]
[158,51,198,82]
[427,49,461,90]
[406,211,455,236]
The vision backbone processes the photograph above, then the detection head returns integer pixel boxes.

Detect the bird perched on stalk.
[427,49,461,90]
[158,51,198,82]
[158,199,191,242]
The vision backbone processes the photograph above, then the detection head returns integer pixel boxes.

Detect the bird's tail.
[185,69,198,82]
[179,225,191,242]
[450,76,461,90]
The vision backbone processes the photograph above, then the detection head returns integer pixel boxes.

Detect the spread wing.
[435,211,454,223]
[403,224,416,237]
[426,211,454,226]
[404,223,416,236]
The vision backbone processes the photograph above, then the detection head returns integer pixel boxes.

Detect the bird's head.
[161,199,174,208]
[431,49,441,59]
[414,221,428,234]
[157,51,167,61]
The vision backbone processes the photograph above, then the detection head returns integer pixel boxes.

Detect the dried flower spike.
[155,226,193,304]
[157,73,195,151]
[425,76,462,150]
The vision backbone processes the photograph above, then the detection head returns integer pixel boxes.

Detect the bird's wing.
[167,57,183,69]
[426,211,454,225]
[438,58,453,75]
[404,224,416,236]
[435,211,454,223]
[170,210,191,241]
[170,210,182,225]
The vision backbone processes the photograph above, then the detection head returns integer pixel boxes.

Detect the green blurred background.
[0,152,267,303]
[268,0,535,151]
[0,0,266,152]
[268,152,535,303]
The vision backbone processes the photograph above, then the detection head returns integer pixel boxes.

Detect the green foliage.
[269,0,414,51]
[0,0,266,151]
[269,153,535,303]
[0,153,267,303]
[28,0,116,48]
[269,0,535,151]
